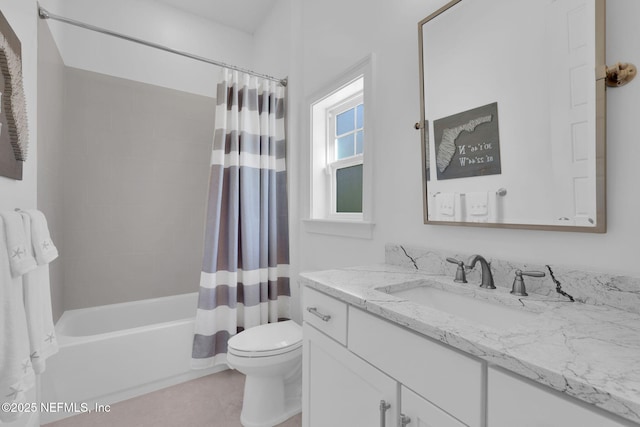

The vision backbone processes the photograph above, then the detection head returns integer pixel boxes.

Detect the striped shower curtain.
[192,69,290,368]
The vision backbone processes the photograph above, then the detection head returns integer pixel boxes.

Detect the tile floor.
[44,370,302,427]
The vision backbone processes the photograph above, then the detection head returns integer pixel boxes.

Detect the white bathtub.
[41,292,223,423]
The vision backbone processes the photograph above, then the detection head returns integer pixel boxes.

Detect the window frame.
[305,54,375,239]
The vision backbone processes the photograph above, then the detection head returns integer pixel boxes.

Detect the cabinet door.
[348,307,484,427]
[488,367,630,427]
[303,323,398,427]
[401,386,467,427]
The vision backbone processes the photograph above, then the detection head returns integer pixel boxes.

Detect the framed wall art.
[433,102,501,181]
[0,10,29,181]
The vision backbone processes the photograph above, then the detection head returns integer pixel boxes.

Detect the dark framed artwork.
[433,102,501,181]
[0,10,28,180]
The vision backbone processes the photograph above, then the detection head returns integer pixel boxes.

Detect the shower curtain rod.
[37,7,288,87]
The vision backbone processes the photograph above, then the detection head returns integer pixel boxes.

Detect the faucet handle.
[446,257,467,283]
[521,271,546,278]
[511,270,546,296]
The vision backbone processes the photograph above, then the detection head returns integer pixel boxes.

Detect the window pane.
[356,130,364,154]
[336,134,355,159]
[356,104,364,129]
[336,108,355,135]
[336,164,363,213]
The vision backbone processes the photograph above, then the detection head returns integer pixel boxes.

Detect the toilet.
[227,320,303,427]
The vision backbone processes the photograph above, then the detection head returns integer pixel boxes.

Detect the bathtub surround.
[35,0,291,318]
[58,68,215,310]
[192,69,291,368]
[299,252,640,425]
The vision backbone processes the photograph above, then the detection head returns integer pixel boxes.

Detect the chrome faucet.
[466,255,496,289]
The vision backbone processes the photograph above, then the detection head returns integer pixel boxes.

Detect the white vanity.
[299,245,640,427]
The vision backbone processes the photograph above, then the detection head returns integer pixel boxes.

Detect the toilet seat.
[228,320,302,358]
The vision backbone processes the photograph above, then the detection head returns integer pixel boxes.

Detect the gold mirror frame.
[418,0,606,232]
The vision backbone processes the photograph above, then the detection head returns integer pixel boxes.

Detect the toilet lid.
[228,320,302,357]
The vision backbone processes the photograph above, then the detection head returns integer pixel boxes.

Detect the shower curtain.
[192,69,290,368]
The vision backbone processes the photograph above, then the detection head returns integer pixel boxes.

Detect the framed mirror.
[418,0,606,232]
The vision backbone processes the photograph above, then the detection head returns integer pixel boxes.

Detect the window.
[328,94,364,217]
[306,55,374,238]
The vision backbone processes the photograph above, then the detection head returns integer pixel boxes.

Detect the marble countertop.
[299,264,640,425]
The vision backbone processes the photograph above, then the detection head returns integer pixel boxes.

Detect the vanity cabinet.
[303,287,480,427]
[487,367,631,427]
[303,286,636,427]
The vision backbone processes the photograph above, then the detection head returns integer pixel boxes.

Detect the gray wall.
[37,19,66,321]
[59,67,214,310]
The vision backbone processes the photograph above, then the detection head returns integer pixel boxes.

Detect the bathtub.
[40,292,223,423]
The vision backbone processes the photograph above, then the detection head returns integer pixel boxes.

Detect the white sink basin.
[384,284,539,329]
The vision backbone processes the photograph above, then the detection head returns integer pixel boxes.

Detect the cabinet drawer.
[348,307,484,427]
[303,287,348,345]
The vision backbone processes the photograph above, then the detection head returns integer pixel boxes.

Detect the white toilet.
[227,320,303,427]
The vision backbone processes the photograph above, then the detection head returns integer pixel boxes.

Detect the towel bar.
[431,188,507,197]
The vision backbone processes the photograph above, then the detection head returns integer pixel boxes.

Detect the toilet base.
[240,398,301,427]
[239,362,302,427]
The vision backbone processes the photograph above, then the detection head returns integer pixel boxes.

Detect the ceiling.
[153,0,278,34]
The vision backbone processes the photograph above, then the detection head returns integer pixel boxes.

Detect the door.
[547,0,597,226]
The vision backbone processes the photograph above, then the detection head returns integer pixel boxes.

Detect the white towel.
[20,213,59,374]
[24,209,58,265]
[0,211,37,278]
[466,192,488,216]
[433,192,462,221]
[438,193,455,216]
[465,191,498,223]
[0,217,36,423]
